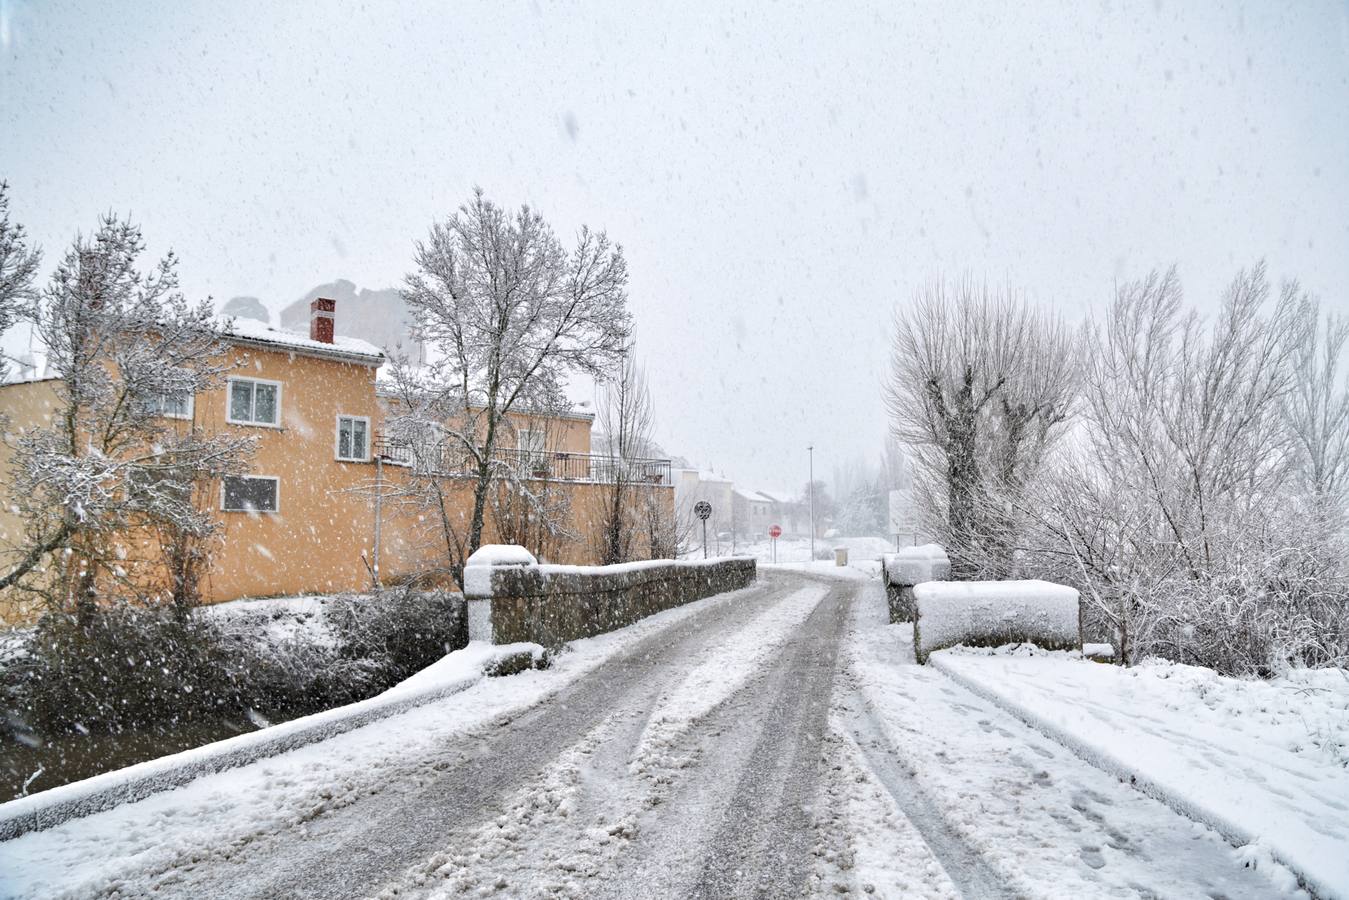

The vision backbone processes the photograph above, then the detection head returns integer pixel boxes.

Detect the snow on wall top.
[912,579,1078,604]
[912,579,1081,661]
[884,544,951,586]
[465,544,539,568]
[463,544,539,598]
[216,316,385,364]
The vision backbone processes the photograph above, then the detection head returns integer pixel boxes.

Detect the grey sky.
[2,0,1347,494]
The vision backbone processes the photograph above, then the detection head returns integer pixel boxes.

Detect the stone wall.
[881,545,951,624]
[912,579,1082,664]
[468,556,757,646]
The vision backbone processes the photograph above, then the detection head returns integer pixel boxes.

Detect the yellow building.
[0,299,673,621]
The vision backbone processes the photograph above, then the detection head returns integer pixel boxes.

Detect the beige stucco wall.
[0,379,63,626]
[0,348,671,624]
[193,345,385,603]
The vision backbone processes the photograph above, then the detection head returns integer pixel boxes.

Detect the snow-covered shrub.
[8,604,238,734]
[483,645,553,677]
[2,589,469,739]
[327,588,467,683]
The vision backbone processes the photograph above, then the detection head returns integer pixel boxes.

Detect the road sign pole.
[694,500,712,559]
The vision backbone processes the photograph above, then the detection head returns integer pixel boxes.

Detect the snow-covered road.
[0,570,1309,899]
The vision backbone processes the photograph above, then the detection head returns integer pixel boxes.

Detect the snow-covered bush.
[6,604,237,734]
[889,266,1349,675]
[327,588,467,684]
[2,589,468,738]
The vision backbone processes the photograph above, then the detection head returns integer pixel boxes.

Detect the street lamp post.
[808,444,815,563]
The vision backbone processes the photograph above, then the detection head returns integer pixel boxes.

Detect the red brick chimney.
[309,297,335,344]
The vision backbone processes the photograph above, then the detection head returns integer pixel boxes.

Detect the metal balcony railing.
[374,439,672,486]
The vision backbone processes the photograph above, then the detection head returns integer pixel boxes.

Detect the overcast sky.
[2,0,1347,494]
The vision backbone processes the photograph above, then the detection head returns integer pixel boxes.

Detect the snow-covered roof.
[752,489,796,505]
[372,381,596,422]
[216,316,384,366]
[0,372,59,388]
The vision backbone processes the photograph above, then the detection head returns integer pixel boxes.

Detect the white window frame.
[226,376,284,428]
[148,391,195,420]
[518,429,546,455]
[335,414,372,462]
[220,474,281,514]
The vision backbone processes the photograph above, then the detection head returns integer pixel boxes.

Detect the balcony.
[373,439,672,486]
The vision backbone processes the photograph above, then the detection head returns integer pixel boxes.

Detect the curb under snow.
[0,642,534,843]
[927,653,1329,900]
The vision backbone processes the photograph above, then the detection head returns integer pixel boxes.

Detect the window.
[146,391,194,419]
[227,378,281,427]
[518,428,547,476]
[336,415,370,462]
[222,475,279,513]
[518,429,546,455]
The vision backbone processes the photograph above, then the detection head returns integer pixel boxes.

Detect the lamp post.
[808,444,815,563]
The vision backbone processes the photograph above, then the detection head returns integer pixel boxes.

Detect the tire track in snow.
[590,576,850,899]
[368,576,832,899]
[112,577,793,900]
[839,692,1013,899]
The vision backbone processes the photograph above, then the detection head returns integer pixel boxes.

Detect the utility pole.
[372,452,384,587]
[808,444,815,563]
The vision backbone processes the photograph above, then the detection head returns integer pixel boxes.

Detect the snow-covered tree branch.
[392,189,632,583]
[0,214,253,616]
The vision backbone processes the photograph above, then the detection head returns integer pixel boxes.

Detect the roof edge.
[221,333,385,367]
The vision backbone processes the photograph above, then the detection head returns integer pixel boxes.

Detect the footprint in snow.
[1079,846,1107,869]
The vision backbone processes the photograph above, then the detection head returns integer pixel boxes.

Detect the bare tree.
[1024,264,1346,672]
[0,214,253,619]
[0,182,41,380]
[394,190,631,582]
[1283,295,1349,515]
[490,400,577,563]
[595,349,656,564]
[886,279,1077,577]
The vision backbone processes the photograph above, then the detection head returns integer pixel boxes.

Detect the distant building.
[733,488,802,540]
[673,467,734,552]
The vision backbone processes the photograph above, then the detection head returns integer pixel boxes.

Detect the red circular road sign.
[769,524,782,539]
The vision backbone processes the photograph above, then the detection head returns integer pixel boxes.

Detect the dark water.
[1,718,266,801]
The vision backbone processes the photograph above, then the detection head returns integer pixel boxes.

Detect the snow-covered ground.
[842,590,1309,898]
[932,645,1349,897]
[729,534,896,567]
[4,569,1343,899]
[0,581,770,899]
[380,582,833,898]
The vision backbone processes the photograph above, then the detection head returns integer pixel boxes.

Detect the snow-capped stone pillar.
[462,544,539,643]
[881,544,951,623]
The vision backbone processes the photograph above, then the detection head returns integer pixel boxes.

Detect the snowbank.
[930,647,1349,898]
[912,579,1080,663]
[848,593,1303,897]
